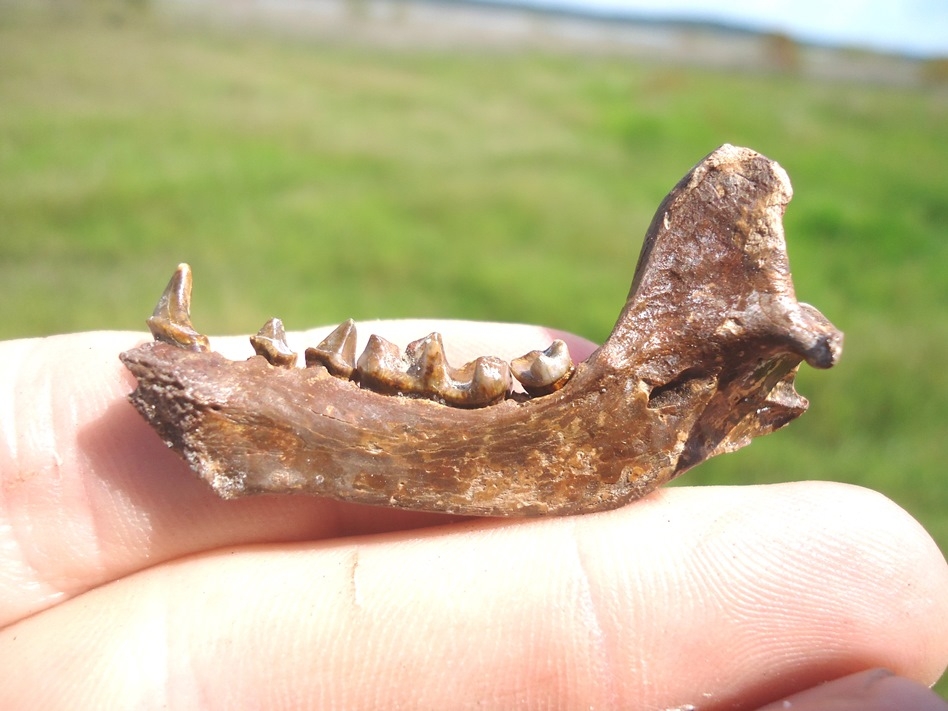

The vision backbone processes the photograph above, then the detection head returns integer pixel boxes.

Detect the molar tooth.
[146,263,210,352]
[409,334,510,407]
[306,319,358,378]
[466,356,512,406]
[511,339,574,396]
[250,318,297,368]
[356,331,510,407]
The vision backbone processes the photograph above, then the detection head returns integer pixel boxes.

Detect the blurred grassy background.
[2,2,946,691]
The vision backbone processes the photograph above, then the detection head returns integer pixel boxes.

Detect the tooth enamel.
[467,356,513,406]
[146,263,210,352]
[409,334,511,407]
[407,333,449,390]
[356,334,413,393]
[305,319,358,378]
[250,318,297,368]
[510,339,574,395]
[355,332,511,407]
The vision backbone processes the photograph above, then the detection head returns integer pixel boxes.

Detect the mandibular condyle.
[120,144,843,517]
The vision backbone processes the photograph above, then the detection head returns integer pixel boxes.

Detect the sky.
[509,0,948,57]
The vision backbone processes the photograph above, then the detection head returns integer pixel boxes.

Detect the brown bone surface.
[120,145,842,516]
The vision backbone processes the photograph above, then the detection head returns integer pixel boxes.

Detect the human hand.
[1,323,946,710]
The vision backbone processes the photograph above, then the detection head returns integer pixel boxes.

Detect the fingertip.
[572,483,948,702]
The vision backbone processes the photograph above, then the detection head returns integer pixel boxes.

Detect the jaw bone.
[120,145,842,516]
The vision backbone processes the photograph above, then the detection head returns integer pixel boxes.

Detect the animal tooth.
[357,332,510,407]
[250,318,297,367]
[145,263,210,352]
[356,334,413,394]
[407,333,511,407]
[406,333,451,392]
[511,339,574,395]
[305,318,358,378]
[466,356,513,406]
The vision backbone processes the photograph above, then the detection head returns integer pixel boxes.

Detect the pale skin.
[1,322,947,710]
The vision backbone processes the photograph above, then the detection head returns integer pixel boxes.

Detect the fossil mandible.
[120,145,842,516]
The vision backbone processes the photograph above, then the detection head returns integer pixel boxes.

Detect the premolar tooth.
[306,319,358,378]
[407,333,450,392]
[511,339,574,395]
[356,334,413,393]
[250,318,297,368]
[146,263,210,352]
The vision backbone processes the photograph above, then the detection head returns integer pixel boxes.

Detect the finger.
[755,668,948,711]
[2,483,946,709]
[0,324,596,627]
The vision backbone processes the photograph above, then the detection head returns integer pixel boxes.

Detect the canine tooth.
[250,318,297,368]
[305,319,358,378]
[146,263,210,352]
[511,339,574,395]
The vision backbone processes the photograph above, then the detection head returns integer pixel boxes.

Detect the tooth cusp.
[306,318,358,378]
[250,318,298,367]
[356,334,414,393]
[511,339,574,395]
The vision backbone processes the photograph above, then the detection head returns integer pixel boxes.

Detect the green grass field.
[2,4,947,694]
